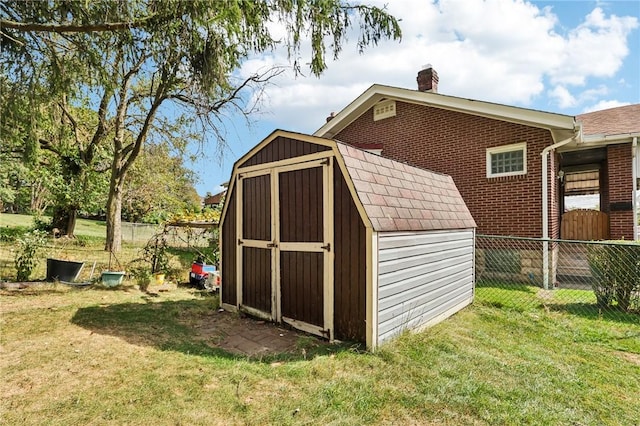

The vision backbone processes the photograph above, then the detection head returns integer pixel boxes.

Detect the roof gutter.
[541,122,581,290]
[580,132,640,146]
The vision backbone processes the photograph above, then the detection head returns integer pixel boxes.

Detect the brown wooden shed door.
[239,173,274,318]
[278,164,329,335]
[237,157,334,338]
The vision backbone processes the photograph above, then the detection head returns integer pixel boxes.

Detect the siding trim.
[367,228,379,349]
[239,151,333,174]
[324,157,335,339]
[239,130,335,168]
[235,173,243,309]
[221,302,237,312]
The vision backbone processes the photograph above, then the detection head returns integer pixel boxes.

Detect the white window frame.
[486,142,527,178]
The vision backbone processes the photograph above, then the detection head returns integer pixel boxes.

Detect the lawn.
[1,284,638,425]
[0,213,108,239]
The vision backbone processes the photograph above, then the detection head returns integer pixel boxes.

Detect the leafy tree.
[1,34,109,231]
[123,143,201,223]
[2,1,401,252]
[0,76,37,213]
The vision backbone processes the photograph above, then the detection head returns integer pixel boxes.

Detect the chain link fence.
[121,222,214,248]
[475,235,640,319]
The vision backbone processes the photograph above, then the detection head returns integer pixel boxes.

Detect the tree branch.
[168,68,285,114]
[86,87,113,164]
[57,100,83,147]
[0,18,151,33]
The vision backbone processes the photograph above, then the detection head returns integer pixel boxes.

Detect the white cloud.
[549,7,638,86]
[236,0,638,132]
[549,84,612,109]
[548,85,576,108]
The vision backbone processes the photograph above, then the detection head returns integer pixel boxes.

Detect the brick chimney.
[417,64,438,93]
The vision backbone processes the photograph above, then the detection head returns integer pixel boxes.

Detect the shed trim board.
[368,228,379,349]
[220,130,476,349]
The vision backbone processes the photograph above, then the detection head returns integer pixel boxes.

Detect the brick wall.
[606,143,634,239]
[335,101,557,237]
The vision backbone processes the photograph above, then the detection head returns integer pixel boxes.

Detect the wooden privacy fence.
[561,209,609,241]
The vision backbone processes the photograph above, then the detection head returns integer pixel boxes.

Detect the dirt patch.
[616,351,640,366]
[187,308,320,357]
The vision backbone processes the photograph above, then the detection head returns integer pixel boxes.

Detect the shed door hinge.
[321,243,331,252]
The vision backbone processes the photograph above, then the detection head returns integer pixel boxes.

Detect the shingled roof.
[577,104,640,137]
[336,142,476,232]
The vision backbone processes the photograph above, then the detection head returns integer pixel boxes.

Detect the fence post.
[542,238,549,290]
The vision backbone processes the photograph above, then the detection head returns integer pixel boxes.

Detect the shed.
[219,130,476,349]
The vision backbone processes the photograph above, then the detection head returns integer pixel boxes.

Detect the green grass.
[1,285,638,425]
[0,213,108,238]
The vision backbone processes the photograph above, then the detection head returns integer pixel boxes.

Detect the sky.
[190,0,640,197]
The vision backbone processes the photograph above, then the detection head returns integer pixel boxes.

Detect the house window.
[486,143,527,178]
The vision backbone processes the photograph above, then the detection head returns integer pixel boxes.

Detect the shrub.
[587,241,640,311]
[14,229,48,281]
[0,226,29,242]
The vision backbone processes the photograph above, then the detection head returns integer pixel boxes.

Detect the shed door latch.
[267,242,278,248]
[321,243,331,252]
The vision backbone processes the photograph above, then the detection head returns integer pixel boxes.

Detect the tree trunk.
[105,177,123,253]
[30,179,50,215]
[52,205,78,237]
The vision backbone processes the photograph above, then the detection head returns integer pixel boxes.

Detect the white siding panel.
[377,229,475,346]
[378,264,472,310]
[379,240,472,269]
[378,251,473,287]
[378,230,472,250]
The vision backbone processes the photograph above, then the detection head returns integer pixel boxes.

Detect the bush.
[14,229,48,281]
[0,226,29,242]
[587,241,640,311]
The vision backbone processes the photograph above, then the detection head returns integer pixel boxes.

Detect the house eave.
[314,85,577,142]
[558,132,640,152]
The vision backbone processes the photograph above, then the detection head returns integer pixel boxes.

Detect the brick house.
[314,67,640,243]
[203,189,226,209]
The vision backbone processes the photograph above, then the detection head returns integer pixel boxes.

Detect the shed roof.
[224,130,476,234]
[336,141,476,232]
[577,104,640,137]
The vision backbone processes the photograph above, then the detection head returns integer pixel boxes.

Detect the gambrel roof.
[221,130,475,233]
[336,141,476,232]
